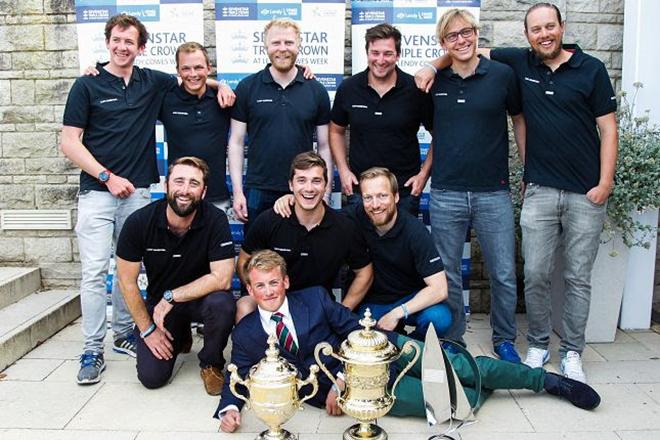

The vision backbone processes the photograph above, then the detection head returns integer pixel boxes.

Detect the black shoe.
[543,372,601,410]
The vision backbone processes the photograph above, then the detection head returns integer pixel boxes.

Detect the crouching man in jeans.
[115,157,236,395]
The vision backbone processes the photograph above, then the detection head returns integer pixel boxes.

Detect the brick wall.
[0,1,634,311]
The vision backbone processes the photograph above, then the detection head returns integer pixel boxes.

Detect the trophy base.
[343,423,387,440]
[257,428,297,440]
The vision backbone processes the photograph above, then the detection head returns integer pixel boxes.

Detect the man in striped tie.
[215,250,601,434]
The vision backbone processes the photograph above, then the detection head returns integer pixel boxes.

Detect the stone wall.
[0,1,631,309]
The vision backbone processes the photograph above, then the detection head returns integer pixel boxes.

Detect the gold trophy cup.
[314,309,421,440]
[228,333,320,440]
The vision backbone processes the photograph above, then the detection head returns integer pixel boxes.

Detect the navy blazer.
[214,286,398,417]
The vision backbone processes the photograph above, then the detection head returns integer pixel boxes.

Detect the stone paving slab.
[3,314,660,439]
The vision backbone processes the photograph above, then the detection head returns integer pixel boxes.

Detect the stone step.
[0,289,80,371]
[0,267,41,310]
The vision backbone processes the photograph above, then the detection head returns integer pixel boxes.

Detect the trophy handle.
[390,339,421,396]
[227,363,250,408]
[313,342,342,394]
[297,364,320,407]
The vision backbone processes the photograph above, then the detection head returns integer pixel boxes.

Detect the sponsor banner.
[351,0,480,224]
[75,1,204,74]
[215,0,345,97]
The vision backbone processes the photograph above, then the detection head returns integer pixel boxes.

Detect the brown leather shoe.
[200,366,224,396]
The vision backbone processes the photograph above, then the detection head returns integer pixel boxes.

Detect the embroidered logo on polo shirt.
[524,77,540,84]
[273,247,292,252]
[256,99,274,103]
[146,248,167,252]
[429,256,441,263]
[173,254,182,258]
[434,92,448,96]
[99,98,119,104]
[172,111,188,116]
[351,104,368,109]
[220,241,232,247]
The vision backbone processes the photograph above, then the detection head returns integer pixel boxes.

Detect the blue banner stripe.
[438,0,481,7]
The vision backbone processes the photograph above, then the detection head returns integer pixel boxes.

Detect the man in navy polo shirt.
[115,157,236,396]
[159,42,231,212]
[228,18,332,234]
[330,23,433,216]
[235,152,372,321]
[427,9,526,363]
[351,167,451,341]
[61,14,180,385]
[416,2,618,382]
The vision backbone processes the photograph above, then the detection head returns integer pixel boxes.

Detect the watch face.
[164,290,173,302]
[98,171,110,182]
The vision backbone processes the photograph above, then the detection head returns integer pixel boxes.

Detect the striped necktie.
[270,312,298,354]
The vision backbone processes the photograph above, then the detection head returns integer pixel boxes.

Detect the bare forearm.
[228,141,245,195]
[511,113,527,164]
[60,129,105,178]
[341,268,373,311]
[117,278,152,332]
[598,115,618,187]
[329,124,349,171]
[172,259,234,302]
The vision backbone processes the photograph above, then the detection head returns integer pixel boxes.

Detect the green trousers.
[390,335,546,417]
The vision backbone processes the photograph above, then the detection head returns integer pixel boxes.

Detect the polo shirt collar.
[440,54,490,79]
[287,203,333,230]
[155,198,208,231]
[96,62,141,84]
[359,66,406,89]
[261,64,305,85]
[174,82,216,101]
[357,204,404,239]
[530,44,586,68]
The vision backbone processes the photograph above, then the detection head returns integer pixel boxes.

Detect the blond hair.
[244,250,288,285]
[436,8,479,42]
[359,167,398,195]
[263,18,302,44]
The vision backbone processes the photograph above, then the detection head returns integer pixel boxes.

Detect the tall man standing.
[159,42,232,212]
[228,19,332,232]
[416,2,618,381]
[427,9,526,362]
[115,157,236,396]
[61,14,179,384]
[330,24,433,216]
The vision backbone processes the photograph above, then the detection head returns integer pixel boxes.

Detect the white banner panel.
[214,0,346,96]
[75,0,204,75]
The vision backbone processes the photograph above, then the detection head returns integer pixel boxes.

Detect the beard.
[534,38,562,60]
[167,192,200,217]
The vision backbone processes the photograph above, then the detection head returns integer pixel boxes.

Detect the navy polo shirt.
[331,67,433,189]
[159,85,231,202]
[231,65,331,192]
[242,206,370,293]
[348,205,444,304]
[116,199,235,305]
[63,63,176,192]
[430,56,521,192]
[491,45,617,194]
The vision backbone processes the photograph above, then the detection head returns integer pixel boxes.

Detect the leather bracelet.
[140,323,157,339]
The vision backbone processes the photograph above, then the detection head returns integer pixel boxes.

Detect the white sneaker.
[523,347,550,368]
[561,351,586,383]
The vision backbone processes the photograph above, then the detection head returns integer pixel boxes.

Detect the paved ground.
[1,313,659,440]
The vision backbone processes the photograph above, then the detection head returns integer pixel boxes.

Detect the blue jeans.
[76,188,152,353]
[429,189,517,346]
[357,293,452,341]
[521,183,606,355]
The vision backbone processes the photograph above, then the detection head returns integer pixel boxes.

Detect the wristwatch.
[163,289,175,304]
[98,169,112,184]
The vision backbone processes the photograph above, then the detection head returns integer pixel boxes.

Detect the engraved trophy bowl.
[314,309,421,440]
[228,333,320,440]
